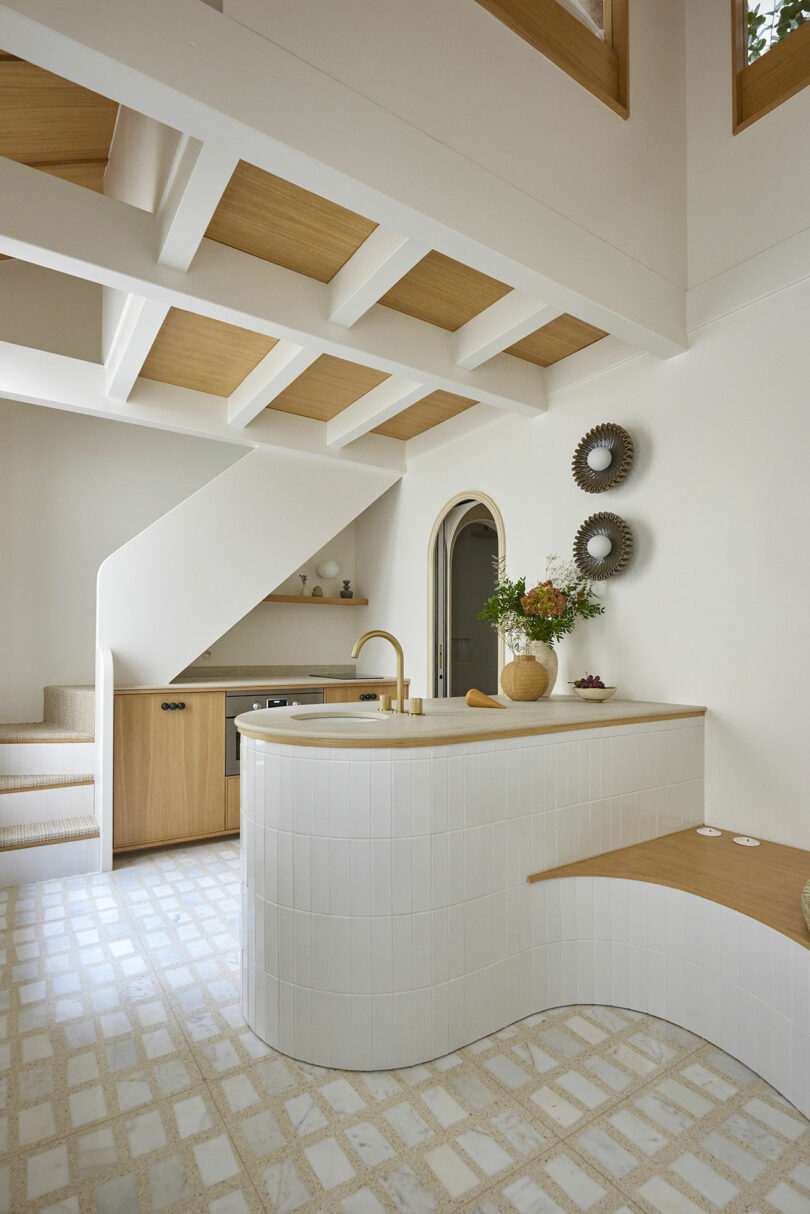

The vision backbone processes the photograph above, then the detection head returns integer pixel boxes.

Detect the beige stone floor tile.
[2,837,810,1214]
[568,1043,810,1214]
[2,1083,265,1213]
[463,1005,704,1141]
[208,1046,562,1212]
[459,1142,644,1213]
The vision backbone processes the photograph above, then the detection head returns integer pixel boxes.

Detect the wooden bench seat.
[528,827,810,949]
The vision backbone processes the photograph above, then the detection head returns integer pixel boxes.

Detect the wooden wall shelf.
[263,594,368,606]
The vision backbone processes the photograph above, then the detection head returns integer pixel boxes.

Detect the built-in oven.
[225,689,324,776]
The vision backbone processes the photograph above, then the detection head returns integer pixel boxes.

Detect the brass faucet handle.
[408,697,424,716]
[378,694,392,712]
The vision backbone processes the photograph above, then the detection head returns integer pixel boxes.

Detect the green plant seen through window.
[748,0,810,62]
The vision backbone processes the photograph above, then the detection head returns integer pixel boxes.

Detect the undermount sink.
[291,711,389,723]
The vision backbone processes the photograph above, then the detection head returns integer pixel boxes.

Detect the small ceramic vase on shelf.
[500,655,549,701]
[529,640,558,698]
[340,580,353,599]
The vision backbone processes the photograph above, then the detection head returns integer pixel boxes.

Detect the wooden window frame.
[732,0,810,132]
[474,0,629,119]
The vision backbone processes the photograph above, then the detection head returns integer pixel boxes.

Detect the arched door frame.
[426,491,505,697]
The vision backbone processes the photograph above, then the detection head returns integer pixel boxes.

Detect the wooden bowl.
[572,685,617,702]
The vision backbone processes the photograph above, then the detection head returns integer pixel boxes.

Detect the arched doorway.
[428,494,504,698]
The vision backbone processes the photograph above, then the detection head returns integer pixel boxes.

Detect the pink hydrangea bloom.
[521,580,568,619]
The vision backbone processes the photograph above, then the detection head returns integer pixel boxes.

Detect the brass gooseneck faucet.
[351,630,406,714]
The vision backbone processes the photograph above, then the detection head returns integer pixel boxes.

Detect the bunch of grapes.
[573,673,606,689]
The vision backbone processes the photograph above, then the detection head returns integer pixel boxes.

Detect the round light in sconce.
[586,533,613,559]
[586,446,613,472]
[316,560,340,579]
[572,423,633,493]
[574,512,633,580]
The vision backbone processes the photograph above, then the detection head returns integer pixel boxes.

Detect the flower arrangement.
[479,555,604,656]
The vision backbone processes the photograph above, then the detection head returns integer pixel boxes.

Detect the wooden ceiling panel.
[379,251,511,331]
[0,58,118,165]
[205,162,378,283]
[140,308,278,396]
[268,354,389,422]
[507,313,608,366]
[38,160,107,193]
[373,389,477,441]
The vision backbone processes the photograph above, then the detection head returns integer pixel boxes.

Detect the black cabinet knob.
[169,702,178,710]
[178,703,185,710]
[161,702,170,711]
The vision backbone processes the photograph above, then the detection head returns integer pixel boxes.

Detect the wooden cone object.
[465,688,506,709]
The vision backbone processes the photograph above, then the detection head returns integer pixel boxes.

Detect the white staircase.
[0,685,98,887]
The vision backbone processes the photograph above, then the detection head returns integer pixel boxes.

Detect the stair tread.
[0,722,94,742]
[0,774,94,792]
[0,815,99,850]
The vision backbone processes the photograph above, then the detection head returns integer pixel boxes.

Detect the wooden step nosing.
[0,736,94,744]
[0,828,100,852]
[0,778,94,794]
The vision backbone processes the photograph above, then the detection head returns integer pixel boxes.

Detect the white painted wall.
[197,523,365,668]
[356,282,810,850]
[686,0,810,286]
[0,261,102,363]
[227,0,687,287]
[97,447,399,686]
[0,398,240,721]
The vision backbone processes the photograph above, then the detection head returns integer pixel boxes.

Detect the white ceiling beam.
[544,334,643,397]
[406,402,506,459]
[104,293,169,401]
[329,228,428,327]
[455,292,563,369]
[0,339,406,473]
[326,378,431,449]
[227,342,321,427]
[157,134,239,272]
[0,159,544,415]
[0,0,686,357]
[100,115,236,401]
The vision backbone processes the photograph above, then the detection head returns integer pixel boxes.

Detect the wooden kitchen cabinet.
[114,691,226,850]
[323,681,407,704]
[225,774,241,830]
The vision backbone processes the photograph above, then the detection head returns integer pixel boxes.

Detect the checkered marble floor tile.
[1,839,809,1213]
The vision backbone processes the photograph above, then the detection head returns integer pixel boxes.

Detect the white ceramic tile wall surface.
[530,878,810,1121]
[241,718,706,1071]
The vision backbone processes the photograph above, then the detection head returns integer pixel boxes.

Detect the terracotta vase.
[500,655,549,701]
[529,641,558,698]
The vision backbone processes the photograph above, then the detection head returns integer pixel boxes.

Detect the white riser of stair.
[0,835,100,889]
[0,742,95,776]
[0,783,94,827]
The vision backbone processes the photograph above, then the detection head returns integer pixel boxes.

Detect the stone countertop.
[235,695,706,748]
[115,674,403,693]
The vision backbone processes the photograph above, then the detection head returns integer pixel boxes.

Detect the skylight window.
[733,0,810,130]
[475,0,628,118]
[748,0,810,62]
[557,0,605,40]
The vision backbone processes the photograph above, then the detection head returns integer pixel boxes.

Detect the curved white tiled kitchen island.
[236,696,705,1070]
